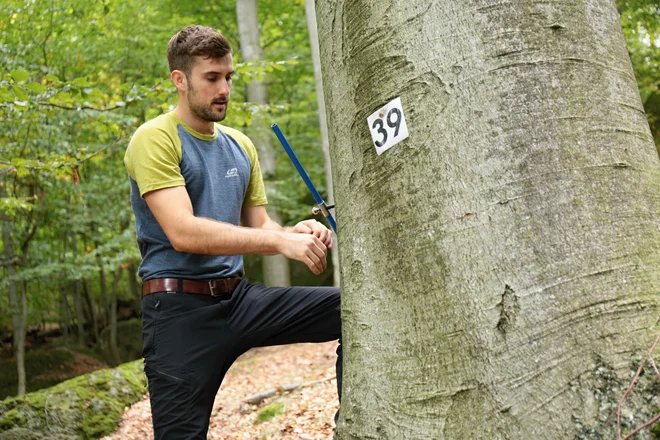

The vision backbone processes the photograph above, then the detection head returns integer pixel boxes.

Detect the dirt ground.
[101,341,340,440]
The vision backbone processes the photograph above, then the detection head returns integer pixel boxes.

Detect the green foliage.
[617,0,660,148]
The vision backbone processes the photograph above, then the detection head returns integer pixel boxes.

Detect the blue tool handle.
[271,123,337,232]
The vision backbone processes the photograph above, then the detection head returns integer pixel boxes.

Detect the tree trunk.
[60,282,71,343]
[236,0,291,287]
[17,280,27,388]
[109,268,121,365]
[128,262,141,312]
[305,0,340,287]
[98,258,110,328]
[59,234,71,343]
[84,279,99,344]
[2,220,27,396]
[317,1,660,438]
[70,232,85,346]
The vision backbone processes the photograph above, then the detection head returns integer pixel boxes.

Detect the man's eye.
[207,77,217,82]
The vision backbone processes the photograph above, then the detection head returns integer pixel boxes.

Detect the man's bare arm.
[241,206,333,248]
[144,186,328,274]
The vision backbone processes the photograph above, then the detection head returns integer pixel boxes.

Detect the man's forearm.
[258,217,296,233]
[170,215,284,256]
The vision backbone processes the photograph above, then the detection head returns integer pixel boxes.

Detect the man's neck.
[173,106,215,136]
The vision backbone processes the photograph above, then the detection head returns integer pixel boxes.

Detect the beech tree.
[316,0,660,438]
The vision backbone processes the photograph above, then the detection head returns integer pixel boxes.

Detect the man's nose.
[218,79,230,96]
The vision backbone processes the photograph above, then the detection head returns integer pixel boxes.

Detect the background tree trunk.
[109,268,121,365]
[95,230,110,328]
[2,220,27,396]
[236,0,291,287]
[317,0,660,438]
[70,232,85,346]
[305,0,340,287]
[59,282,71,343]
[59,233,71,343]
[128,262,141,314]
[83,279,99,344]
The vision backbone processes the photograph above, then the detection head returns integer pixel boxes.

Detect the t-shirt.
[124,112,267,281]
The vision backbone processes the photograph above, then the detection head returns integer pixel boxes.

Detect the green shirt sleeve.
[124,117,185,197]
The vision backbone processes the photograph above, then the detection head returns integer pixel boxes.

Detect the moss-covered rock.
[0,359,146,440]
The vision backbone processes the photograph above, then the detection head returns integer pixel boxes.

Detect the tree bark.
[2,219,26,396]
[236,0,291,287]
[83,279,99,344]
[128,262,141,313]
[96,239,110,328]
[305,0,340,287]
[109,268,121,365]
[60,282,71,343]
[70,232,85,346]
[59,233,71,343]
[317,1,660,438]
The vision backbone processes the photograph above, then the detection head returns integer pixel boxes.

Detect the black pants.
[141,279,342,439]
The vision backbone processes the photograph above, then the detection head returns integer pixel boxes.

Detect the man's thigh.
[141,292,239,439]
[229,283,341,348]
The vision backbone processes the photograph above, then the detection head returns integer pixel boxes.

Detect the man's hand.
[292,220,333,249]
[278,232,328,275]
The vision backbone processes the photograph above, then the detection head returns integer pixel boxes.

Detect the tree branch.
[244,375,336,405]
[36,102,127,112]
[617,334,660,439]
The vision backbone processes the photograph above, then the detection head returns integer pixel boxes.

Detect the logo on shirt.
[225,168,239,178]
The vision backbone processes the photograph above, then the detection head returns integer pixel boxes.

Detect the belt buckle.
[209,281,218,296]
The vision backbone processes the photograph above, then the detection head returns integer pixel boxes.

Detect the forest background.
[0,0,658,401]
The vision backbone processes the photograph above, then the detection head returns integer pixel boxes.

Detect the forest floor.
[101,341,340,440]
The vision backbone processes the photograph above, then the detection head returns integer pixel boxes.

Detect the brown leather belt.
[142,277,242,297]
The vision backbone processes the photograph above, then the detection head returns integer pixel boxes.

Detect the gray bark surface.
[306,0,341,287]
[70,233,85,346]
[110,268,121,364]
[2,220,26,396]
[84,280,99,345]
[236,0,290,287]
[316,1,660,438]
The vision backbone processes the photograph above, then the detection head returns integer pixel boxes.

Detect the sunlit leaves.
[235,58,299,82]
[25,83,46,94]
[0,195,36,217]
[10,70,29,82]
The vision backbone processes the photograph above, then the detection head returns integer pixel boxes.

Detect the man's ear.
[171,70,187,93]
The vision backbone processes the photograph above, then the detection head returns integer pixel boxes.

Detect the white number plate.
[367,97,409,156]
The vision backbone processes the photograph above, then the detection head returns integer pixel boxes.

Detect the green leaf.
[45,73,59,82]
[0,88,13,103]
[26,83,47,94]
[12,85,29,101]
[10,70,29,82]
[72,77,91,87]
[53,91,72,102]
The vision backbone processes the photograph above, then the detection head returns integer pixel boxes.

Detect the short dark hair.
[167,25,232,76]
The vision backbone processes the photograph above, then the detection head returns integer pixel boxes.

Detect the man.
[124,24,342,439]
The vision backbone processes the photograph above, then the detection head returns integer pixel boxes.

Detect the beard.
[186,81,228,123]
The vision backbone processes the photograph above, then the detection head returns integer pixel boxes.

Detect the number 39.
[371,108,402,148]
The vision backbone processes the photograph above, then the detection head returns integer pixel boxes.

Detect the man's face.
[185,54,234,123]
